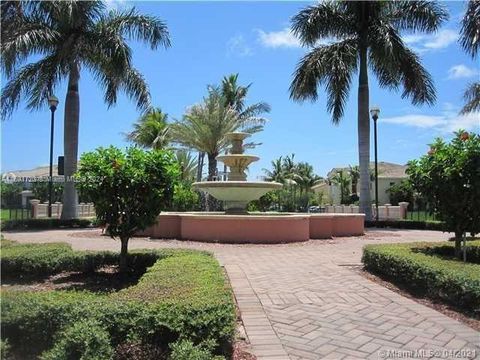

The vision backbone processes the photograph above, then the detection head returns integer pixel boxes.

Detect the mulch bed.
[1,266,143,293]
[352,266,480,331]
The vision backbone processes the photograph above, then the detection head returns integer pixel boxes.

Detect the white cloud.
[257,28,301,49]
[105,0,128,11]
[226,35,253,57]
[381,105,480,133]
[447,64,479,79]
[403,29,458,53]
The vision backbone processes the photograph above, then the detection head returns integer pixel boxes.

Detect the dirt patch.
[351,266,480,331]
[1,266,144,293]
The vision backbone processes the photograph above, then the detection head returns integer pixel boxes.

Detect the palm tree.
[294,162,322,194]
[460,0,480,114]
[331,170,351,205]
[171,86,266,181]
[220,74,271,178]
[348,165,360,194]
[174,150,198,183]
[290,1,446,220]
[1,1,170,219]
[125,108,170,150]
[263,156,285,183]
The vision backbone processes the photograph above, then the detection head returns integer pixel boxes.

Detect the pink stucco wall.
[181,214,310,243]
[142,212,364,243]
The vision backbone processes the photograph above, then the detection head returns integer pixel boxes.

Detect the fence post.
[399,202,409,220]
[29,199,41,219]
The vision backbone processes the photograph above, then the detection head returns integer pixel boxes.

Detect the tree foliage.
[76,146,179,271]
[387,180,414,207]
[125,108,170,150]
[407,131,480,257]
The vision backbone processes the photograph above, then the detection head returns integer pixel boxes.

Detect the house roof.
[326,162,408,179]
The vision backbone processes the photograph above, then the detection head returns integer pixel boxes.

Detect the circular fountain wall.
[140,132,365,243]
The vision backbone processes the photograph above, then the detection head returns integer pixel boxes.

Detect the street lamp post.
[370,106,380,223]
[47,95,59,218]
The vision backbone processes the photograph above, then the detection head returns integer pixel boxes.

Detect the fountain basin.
[139,212,365,243]
[193,181,282,213]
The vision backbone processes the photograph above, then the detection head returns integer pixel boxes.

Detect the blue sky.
[2,1,479,179]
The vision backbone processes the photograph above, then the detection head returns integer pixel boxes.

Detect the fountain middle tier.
[216,154,259,181]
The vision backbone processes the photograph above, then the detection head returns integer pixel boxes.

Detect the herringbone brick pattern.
[6,229,480,359]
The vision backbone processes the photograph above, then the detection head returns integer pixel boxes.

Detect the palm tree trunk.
[196,151,205,182]
[358,41,372,221]
[207,153,218,181]
[61,63,80,219]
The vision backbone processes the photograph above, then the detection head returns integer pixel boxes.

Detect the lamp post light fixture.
[370,106,380,223]
[47,95,59,218]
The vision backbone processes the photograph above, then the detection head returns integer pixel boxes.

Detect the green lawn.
[405,210,437,221]
[0,209,31,221]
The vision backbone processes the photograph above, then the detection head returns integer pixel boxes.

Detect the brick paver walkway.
[5,229,479,359]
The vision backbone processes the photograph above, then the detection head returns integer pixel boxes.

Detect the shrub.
[170,340,223,360]
[171,182,200,211]
[1,244,235,359]
[407,131,480,257]
[40,319,113,360]
[0,241,161,276]
[76,146,179,271]
[362,242,480,312]
[1,218,93,231]
[364,219,445,231]
[419,240,480,264]
[386,180,414,207]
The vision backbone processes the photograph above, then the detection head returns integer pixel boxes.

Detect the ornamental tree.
[407,131,480,258]
[76,146,179,271]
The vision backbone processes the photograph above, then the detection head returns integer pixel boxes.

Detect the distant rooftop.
[327,162,408,179]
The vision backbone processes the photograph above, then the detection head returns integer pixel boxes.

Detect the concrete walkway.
[5,229,479,360]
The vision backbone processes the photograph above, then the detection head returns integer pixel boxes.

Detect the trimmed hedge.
[1,241,159,276]
[1,242,235,359]
[419,240,480,264]
[365,219,445,231]
[362,242,480,312]
[1,218,94,231]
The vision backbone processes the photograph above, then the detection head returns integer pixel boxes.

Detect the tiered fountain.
[193,132,282,214]
[141,132,365,243]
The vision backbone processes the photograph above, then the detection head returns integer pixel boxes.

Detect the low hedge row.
[362,242,480,312]
[365,219,445,231]
[1,240,159,276]
[1,242,235,359]
[419,240,480,264]
[1,218,94,231]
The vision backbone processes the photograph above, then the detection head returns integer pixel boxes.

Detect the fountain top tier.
[219,132,256,181]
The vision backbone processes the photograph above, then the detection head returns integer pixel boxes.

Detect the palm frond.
[290,1,354,46]
[290,38,357,123]
[460,0,480,58]
[100,8,170,50]
[461,82,480,114]
[1,54,64,118]
[370,22,436,106]
[389,1,448,32]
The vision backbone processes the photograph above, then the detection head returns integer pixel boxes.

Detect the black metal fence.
[1,207,32,221]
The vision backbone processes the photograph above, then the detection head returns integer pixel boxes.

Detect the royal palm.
[1,1,170,218]
[290,1,447,220]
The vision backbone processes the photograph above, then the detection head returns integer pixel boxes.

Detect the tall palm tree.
[1,1,170,219]
[290,1,446,220]
[460,0,480,114]
[125,108,170,150]
[171,86,266,181]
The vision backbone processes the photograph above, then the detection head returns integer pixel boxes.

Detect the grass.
[405,210,437,222]
[1,240,235,359]
[1,208,31,221]
[362,241,480,313]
